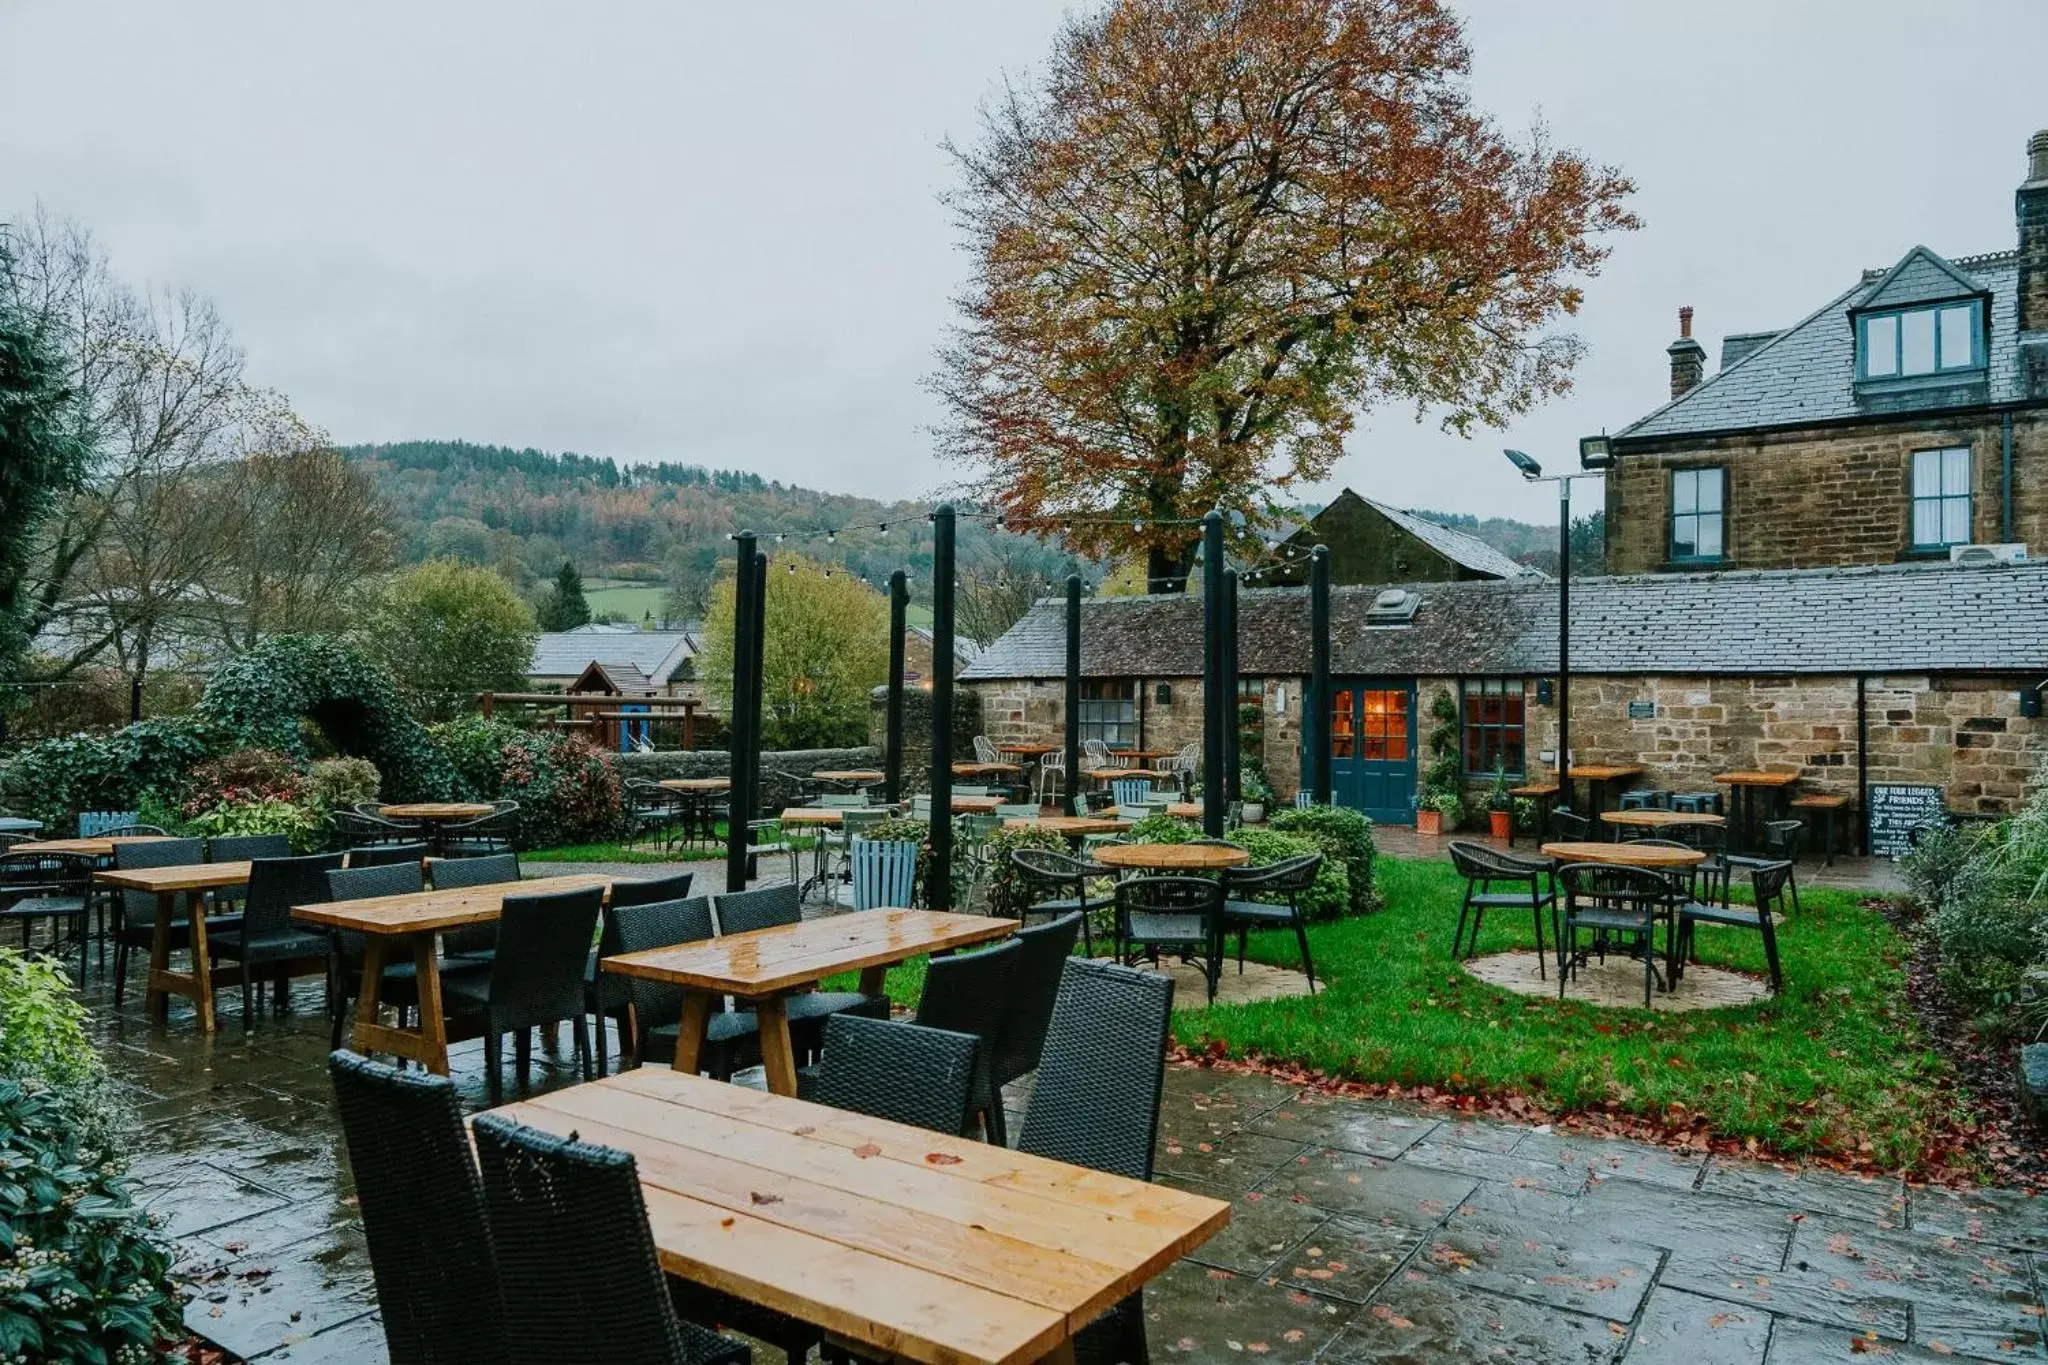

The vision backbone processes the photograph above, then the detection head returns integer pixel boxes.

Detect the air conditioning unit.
[1949,542,2029,567]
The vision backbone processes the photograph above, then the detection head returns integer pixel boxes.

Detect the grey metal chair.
[441,800,519,858]
[1115,874,1227,1003]
[911,937,1024,1144]
[1758,819,1804,911]
[208,852,345,1029]
[1557,862,1678,1009]
[441,885,604,1103]
[1017,958,1175,1365]
[1446,841,1555,976]
[328,1051,513,1365]
[1679,858,1789,994]
[1548,808,1593,841]
[0,848,88,960]
[470,1114,751,1365]
[1221,852,1325,991]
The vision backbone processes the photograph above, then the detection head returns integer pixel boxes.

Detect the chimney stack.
[1667,306,1707,399]
[2018,130,2048,395]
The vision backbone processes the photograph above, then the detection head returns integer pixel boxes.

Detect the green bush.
[1232,827,1350,922]
[431,715,624,849]
[0,716,228,833]
[982,825,1072,919]
[1270,803,1379,915]
[1124,813,1196,845]
[306,756,382,812]
[180,746,305,819]
[1906,797,2048,1023]
[186,797,324,854]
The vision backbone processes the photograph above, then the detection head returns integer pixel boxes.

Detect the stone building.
[959,562,2048,833]
[1261,488,1547,587]
[1599,131,2048,574]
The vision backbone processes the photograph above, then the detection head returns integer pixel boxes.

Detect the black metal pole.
[1557,481,1572,804]
[724,532,757,890]
[1310,544,1332,806]
[1064,574,1083,817]
[748,551,768,819]
[886,570,907,803]
[929,506,956,910]
[1223,568,1240,805]
[1201,511,1226,836]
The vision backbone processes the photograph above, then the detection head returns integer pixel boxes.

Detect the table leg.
[669,990,714,1075]
[412,936,449,1075]
[754,996,800,1096]
[1823,808,1836,867]
[856,965,887,997]
[1038,1342,1078,1365]
[145,889,174,1024]
[187,889,217,1034]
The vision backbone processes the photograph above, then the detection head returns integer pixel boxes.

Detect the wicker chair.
[1220,852,1325,991]
[346,842,432,869]
[110,838,215,1009]
[1115,874,1227,1003]
[585,870,698,1074]
[1757,819,1804,911]
[910,937,1023,1144]
[428,853,519,964]
[206,833,292,862]
[988,913,1082,1105]
[327,1051,513,1365]
[1548,808,1593,841]
[439,800,519,858]
[336,808,424,849]
[1679,858,1789,994]
[441,885,604,1103]
[323,862,490,1051]
[1557,862,1679,1008]
[0,849,88,959]
[208,852,344,1029]
[605,896,761,1079]
[1007,848,1109,956]
[470,1114,751,1365]
[1017,958,1176,1364]
[810,1014,979,1133]
[715,884,886,1061]
[1445,842,1556,975]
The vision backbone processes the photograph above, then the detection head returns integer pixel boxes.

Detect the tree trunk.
[1146,541,1196,595]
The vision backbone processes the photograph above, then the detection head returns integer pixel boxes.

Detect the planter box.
[1416,809,1443,836]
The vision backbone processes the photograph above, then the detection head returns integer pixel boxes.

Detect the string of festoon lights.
[724,508,1318,591]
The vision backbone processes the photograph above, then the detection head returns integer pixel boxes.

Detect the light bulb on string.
[775,533,785,544]
[827,531,836,544]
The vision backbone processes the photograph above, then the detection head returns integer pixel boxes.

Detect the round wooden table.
[1540,840,1704,869]
[380,802,492,820]
[812,770,884,784]
[658,778,732,792]
[1165,802,1202,819]
[1010,816,1131,838]
[1600,810,1725,831]
[1093,842,1249,872]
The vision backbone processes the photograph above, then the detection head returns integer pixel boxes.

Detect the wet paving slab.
[73,966,2048,1363]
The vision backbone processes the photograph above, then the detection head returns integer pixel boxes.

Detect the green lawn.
[527,839,727,864]
[583,581,669,622]
[1175,856,1967,1171]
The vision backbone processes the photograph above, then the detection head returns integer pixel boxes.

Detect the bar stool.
[1618,790,1672,811]
[1669,791,1722,815]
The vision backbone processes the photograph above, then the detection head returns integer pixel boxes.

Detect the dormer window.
[1858,301,1983,379]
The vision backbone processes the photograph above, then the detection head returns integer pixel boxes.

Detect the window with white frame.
[1910,447,1973,549]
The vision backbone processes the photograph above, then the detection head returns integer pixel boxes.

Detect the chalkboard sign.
[1627,701,1656,719]
[1868,783,1945,857]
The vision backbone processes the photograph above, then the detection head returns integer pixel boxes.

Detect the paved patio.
[83,937,2042,1365]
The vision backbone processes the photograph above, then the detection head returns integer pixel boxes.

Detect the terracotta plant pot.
[1489,809,1512,840]
[1416,809,1443,836]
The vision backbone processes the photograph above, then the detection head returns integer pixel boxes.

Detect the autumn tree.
[934,0,1636,590]
[698,556,889,750]
[0,234,84,679]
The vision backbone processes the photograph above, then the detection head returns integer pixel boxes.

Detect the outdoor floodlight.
[1578,434,1616,470]
[1503,448,1544,480]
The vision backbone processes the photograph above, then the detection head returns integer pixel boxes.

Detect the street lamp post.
[1504,446,1609,807]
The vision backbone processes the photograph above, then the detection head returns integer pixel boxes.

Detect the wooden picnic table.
[659,777,733,792]
[96,860,254,1033]
[293,873,616,1073]
[1540,841,1705,870]
[487,1067,1229,1365]
[1600,809,1725,832]
[1093,842,1248,873]
[1008,816,1130,840]
[16,834,172,858]
[950,795,1005,814]
[603,909,1015,1096]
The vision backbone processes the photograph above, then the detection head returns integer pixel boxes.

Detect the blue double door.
[1324,679,1417,824]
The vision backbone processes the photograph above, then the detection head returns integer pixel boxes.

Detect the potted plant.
[1239,763,1273,824]
[1486,762,1513,840]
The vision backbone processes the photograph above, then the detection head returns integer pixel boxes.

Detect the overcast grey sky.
[3,1,2045,524]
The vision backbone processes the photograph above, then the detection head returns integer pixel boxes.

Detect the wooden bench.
[1790,793,1852,865]
[1506,783,1560,846]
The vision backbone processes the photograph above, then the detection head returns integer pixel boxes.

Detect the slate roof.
[1615,247,2026,442]
[530,626,696,684]
[958,560,2048,681]
[1363,499,1548,582]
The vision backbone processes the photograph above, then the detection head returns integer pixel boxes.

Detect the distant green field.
[584,582,668,622]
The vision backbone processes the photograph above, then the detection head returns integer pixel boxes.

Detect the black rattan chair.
[988,912,1083,1107]
[208,852,344,1028]
[469,1114,751,1365]
[347,842,432,869]
[911,937,1024,1144]
[1446,842,1556,976]
[328,1050,512,1365]
[715,883,886,1060]
[1548,808,1592,841]
[1679,858,1789,994]
[605,896,761,1080]
[1115,874,1227,1003]
[1016,958,1175,1365]
[810,1014,979,1133]
[1221,852,1325,991]
[1557,862,1678,1008]
[337,808,423,849]
[206,833,292,862]
[1007,848,1108,956]
[323,862,490,1050]
[625,779,682,851]
[441,800,519,858]
[0,849,88,960]
[588,871,700,1073]
[442,885,604,1103]
[428,853,519,964]
[1758,819,1804,911]
[110,837,217,1009]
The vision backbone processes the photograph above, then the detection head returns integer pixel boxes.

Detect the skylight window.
[1859,301,1982,379]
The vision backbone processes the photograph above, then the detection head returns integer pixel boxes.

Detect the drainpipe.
[2001,412,2015,543]
[1856,674,1869,856]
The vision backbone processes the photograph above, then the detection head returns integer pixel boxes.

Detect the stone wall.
[1604,412,2048,574]
[617,746,880,813]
